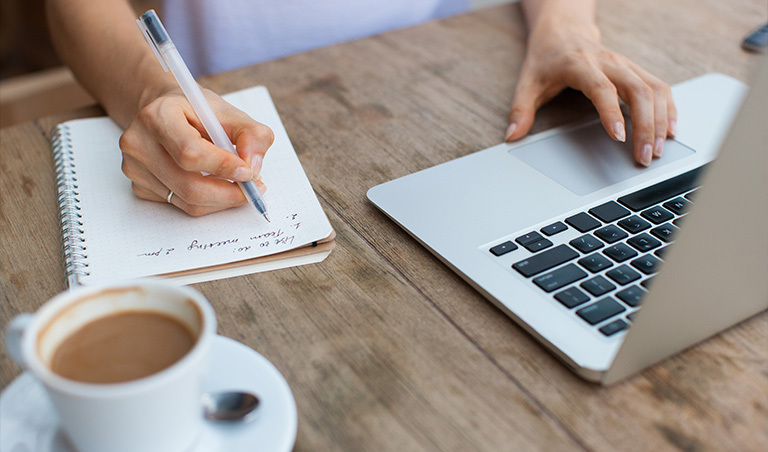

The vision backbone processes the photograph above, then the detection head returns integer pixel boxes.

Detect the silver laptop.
[367,57,768,385]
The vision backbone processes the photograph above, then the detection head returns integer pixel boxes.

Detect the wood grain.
[1,0,765,450]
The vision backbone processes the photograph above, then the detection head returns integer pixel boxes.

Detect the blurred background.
[0,0,510,128]
[0,0,160,128]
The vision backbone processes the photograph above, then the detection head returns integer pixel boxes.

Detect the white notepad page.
[58,86,333,285]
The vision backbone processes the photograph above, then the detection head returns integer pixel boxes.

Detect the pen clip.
[137,10,169,72]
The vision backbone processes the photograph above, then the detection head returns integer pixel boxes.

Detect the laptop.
[367,57,768,385]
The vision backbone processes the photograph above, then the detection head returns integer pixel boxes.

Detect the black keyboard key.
[594,224,629,244]
[599,319,629,336]
[617,166,704,211]
[617,215,651,234]
[641,277,655,289]
[627,311,638,322]
[650,223,679,242]
[490,241,518,256]
[578,253,613,273]
[603,243,638,262]
[606,265,642,285]
[533,264,587,293]
[641,206,675,224]
[516,231,543,246]
[569,234,604,254]
[581,275,616,296]
[631,255,662,274]
[513,244,579,277]
[565,212,601,232]
[627,233,662,252]
[616,285,646,307]
[576,298,626,325]
[663,197,692,215]
[684,189,699,201]
[541,221,568,236]
[655,246,669,259]
[589,201,631,223]
[524,238,553,253]
[554,287,590,308]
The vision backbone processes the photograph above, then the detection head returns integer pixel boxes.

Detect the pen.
[137,10,270,222]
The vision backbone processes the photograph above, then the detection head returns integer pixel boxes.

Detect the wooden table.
[2,1,766,450]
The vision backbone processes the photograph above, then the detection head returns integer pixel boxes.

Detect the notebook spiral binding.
[51,124,89,287]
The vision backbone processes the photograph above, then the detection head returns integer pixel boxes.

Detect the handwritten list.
[62,86,333,285]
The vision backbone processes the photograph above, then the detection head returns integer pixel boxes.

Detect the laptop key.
[512,244,579,277]
[603,243,638,262]
[641,206,675,224]
[533,264,587,293]
[650,223,679,242]
[569,234,604,254]
[606,265,642,285]
[599,319,629,336]
[581,275,616,296]
[627,233,662,252]
[554,287,590,308]
[541,221,568,236]
[565,212,601,232]
[576,298,626,325]
[617,215,651,233]
[525,238,553,253]
[578,253,613,273]
[616,285,646,307]
[516,231,543,246]
[490,240,518,256]
[589,201,631,223]
[631,255,662,274]
[617,166,704,211]
[594,224,629,244]
[663,197,692,215]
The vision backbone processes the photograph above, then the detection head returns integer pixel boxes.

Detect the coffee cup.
[4,280,217,452]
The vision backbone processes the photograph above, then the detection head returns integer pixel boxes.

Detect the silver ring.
[166,190,174,204]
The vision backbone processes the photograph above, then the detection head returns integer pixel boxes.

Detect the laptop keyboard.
[488,166,704,337]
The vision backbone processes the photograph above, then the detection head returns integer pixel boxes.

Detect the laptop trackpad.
[510,121,696,196]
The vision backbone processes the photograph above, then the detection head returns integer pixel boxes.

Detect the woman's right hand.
[119,87,275,216]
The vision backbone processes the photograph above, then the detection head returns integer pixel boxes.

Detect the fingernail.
[669,119,677,137]
[653,137,664,157]
[613,122,626,142]
[232,167,253,182]
[640,144,653,167]
[250,154,263,177]
[505,123,517,141]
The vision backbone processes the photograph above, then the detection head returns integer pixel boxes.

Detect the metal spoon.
[202,391,260,422]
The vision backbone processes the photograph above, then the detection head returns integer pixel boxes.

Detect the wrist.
[524,0,601,44]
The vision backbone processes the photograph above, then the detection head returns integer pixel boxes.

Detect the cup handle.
[5,313,32,367]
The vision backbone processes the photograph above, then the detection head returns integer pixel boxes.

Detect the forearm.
[46,0,177,127]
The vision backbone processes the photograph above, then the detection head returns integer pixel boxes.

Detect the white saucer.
[0,335,297,452]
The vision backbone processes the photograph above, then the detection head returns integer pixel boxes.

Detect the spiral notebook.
[51,86,335,287]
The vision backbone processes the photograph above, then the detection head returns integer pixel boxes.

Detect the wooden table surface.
[2,1,766,450]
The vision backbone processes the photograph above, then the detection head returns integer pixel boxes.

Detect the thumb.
[506,83,540,142]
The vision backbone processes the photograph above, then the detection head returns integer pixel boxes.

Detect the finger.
[604,65,655,166]
[132,183,233,217]
[628,63,672,157]
[506,74,542,141]
[565,67,627,144]
[138,100,253,182]
[209,96,275,176]
[121,153,173,200]
[121,138,246,208]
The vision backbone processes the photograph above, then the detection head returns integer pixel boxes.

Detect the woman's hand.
[119,88,274,216]
[508,0,676,167]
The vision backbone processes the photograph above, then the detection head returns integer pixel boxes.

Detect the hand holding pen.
[116,10,274,218]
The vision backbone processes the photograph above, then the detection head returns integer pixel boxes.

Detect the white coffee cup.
[4,279,217,452]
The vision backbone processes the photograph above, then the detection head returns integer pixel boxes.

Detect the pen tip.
[263,213,271,223]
